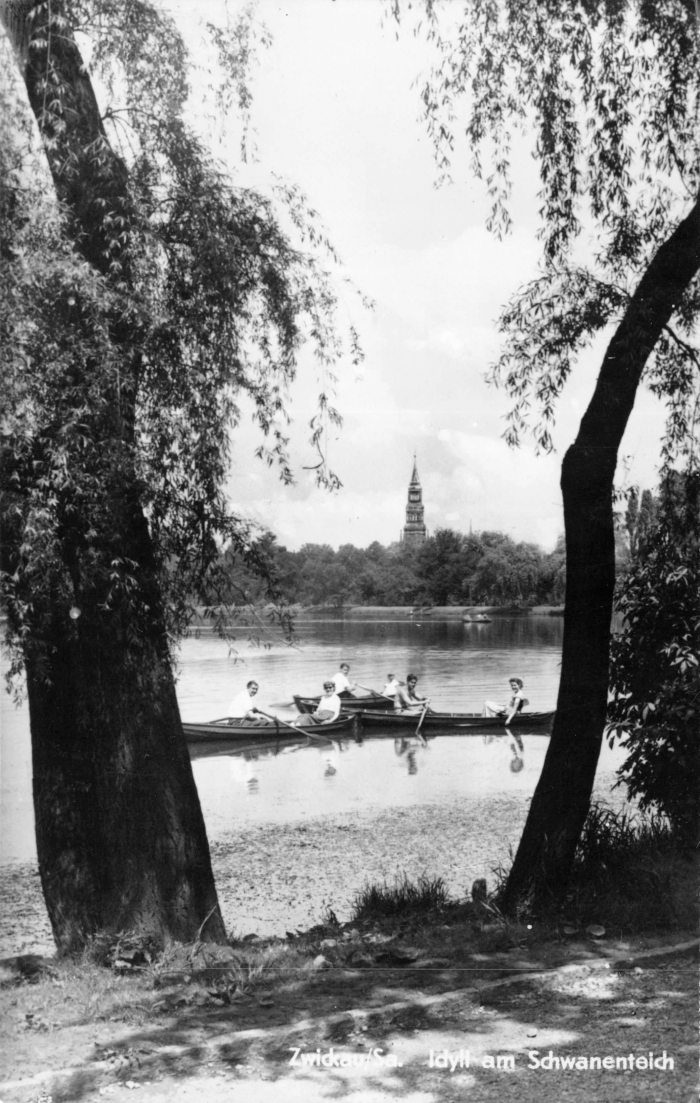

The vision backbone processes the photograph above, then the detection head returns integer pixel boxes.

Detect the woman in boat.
[294,682,342,727]
[482,677,528,725]
[394,673,430,715]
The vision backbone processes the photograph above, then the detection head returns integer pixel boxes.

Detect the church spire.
[402,454,428,546]
[410,452,420,486]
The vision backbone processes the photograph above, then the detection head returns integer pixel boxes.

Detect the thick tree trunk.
[2,0,226,949]
[25,514,224,950]
[502,193,700,914]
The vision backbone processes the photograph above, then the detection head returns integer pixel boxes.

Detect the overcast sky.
[176,0,667,553]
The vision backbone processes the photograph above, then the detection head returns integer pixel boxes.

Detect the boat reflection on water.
[186,726,558,843]
[188,727,535,777]
[189,735,310,761]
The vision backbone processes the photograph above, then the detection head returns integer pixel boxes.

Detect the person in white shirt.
[332,663,358,696]
[294,682,342,727]
[383,673,404,697]
[228,680,268,724]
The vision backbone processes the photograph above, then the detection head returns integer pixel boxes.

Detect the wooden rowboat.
[346,709,555,732]
[294,692,394,714]
[183,714,357,743]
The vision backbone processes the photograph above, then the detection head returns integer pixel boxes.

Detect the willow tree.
[0,0,355,951]
[394,0,700,909]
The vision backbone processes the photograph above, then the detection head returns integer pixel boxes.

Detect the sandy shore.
[1,785,618,956]
[0,800,514,954]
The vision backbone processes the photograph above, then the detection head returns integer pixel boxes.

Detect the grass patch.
[494,803,698,933]
[350,873,454,922]
[563,804,697,932]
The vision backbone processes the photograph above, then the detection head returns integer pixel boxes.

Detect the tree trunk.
[25,520,225,951]
[502,193,700,914]
[2,0,226,949]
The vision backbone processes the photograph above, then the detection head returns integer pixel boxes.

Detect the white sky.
[177,0,667,552]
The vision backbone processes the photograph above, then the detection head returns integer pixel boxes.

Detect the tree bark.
[2,0,226,949]
[24,501,225,950]
[502,192,700,914]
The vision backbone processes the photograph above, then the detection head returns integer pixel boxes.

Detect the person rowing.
[227,680,271,727]
[331,662,380,698]
[394,673,430,715]
[331,662,355,696]
[294,682,342,727]
[482,677,528,726]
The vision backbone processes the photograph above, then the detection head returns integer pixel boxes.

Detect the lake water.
[0,616,629,947]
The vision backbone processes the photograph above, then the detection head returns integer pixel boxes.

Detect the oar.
[415,701,429,746]
[256,708,334,744]
[355,682,381,695]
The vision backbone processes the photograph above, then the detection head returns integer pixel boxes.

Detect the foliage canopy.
[394,0,700,457]
[1,0,361,670]
[608,473,700,844]
[201,527,567,609]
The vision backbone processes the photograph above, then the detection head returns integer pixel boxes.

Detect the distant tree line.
[200,489,663,611]
[200,528,569,608]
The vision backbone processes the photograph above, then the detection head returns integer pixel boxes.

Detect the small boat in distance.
[183,714,357,743]
[463,612,492,623]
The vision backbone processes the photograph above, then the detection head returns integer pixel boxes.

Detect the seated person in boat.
[482,678,528,725]
[228,680,270,726]
[394,673,430,714]
[294,682,342,726]
[382,673,404,697]
[332,662,360,696]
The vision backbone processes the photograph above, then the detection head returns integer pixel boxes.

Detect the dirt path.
[1,937,696,1103]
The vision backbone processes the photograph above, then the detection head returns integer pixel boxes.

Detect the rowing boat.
[346,709,555,732]
[294,692,395,714]
[182,714,357,743]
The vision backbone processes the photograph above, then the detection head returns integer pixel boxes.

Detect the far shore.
[190,604,566,624]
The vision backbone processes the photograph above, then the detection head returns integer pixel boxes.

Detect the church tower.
[401,455,428,546]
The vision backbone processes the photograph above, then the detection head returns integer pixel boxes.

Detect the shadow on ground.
[1,938,696,1103]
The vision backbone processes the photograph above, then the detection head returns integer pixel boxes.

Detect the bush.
[608,473,700,846]
[561,804,696,931]
[492,804,696,931]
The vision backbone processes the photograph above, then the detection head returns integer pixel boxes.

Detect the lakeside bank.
[189,604,567,626]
